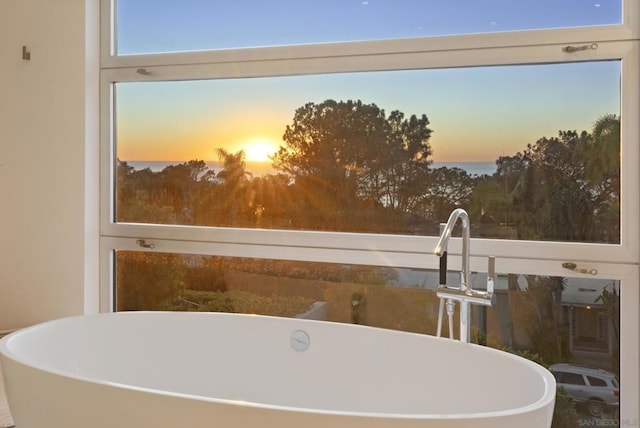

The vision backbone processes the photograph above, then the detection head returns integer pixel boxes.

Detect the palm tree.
[586,114,620,187]
[215,148,252,186]
[214,148,253,226]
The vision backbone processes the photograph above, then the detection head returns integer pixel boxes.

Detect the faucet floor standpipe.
[436,298,456,340]
[435,222,456,340]
[433,209,495,343]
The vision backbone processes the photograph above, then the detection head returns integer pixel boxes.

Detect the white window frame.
[100,0,639,421]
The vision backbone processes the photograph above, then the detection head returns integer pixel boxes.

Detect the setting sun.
[243,139,279,162]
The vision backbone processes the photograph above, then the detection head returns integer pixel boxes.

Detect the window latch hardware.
[136,68,154,76]
[562,262,597,275]
[136,239,155,249]
[562,43,598,53]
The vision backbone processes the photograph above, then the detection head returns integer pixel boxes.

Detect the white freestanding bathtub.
[0,312,555,428]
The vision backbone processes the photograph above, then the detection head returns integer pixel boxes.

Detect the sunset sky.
[115,1,621,164]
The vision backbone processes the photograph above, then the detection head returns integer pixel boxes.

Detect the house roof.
[393,268,618,307]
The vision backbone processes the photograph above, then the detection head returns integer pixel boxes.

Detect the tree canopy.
[271,99,434,223]
[116,101,619,243]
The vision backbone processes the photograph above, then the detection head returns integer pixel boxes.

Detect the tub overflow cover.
[290,330,310,352]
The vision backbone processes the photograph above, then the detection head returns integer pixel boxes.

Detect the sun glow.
[243,139,279,162]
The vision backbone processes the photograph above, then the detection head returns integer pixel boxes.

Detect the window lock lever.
[562,43,598,53]
[136,239,155,249]
[562,262,597,276]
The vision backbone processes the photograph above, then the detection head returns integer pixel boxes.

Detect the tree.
[213,148,252,226]
[115,160,178,224]
[272,99,433,229]
[242,173,294,229]
[585,114,620,189]
[510,129,608,242]
[491,117,619,244]
[596,283,620,375]
[215,148,252,186]
[378,110,433,212]
[273,100,387,221]
[116,252,184,310]
[518,275,568,364]
[158,159,213,223]
[583,114,621,242]
[420,167,475,222]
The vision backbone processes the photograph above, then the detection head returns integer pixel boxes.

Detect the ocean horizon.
[124,160,497,177]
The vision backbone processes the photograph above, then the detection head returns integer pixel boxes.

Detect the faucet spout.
[434,208,470,292]
[433,208,494,343]
[434,208,470,254]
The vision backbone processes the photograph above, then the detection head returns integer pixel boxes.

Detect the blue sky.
[117,0,621,54]
[115,1,621,163]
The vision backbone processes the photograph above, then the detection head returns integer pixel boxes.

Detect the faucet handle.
[439,250,447,285]
[487,256,495,294]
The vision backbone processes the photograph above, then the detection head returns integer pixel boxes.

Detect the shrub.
[169,289,315,317]
[552,387,579,428]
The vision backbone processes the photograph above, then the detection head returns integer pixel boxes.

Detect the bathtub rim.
[0,311,556,422]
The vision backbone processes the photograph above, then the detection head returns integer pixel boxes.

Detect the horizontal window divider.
[100,235,636,279]
[100,221,636,266]
[101,40,635,83]
[102,25,636,70]
[103,223,441,254]
[102,235,440,270]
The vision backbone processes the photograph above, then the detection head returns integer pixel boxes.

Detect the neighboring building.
[400,269,619,370]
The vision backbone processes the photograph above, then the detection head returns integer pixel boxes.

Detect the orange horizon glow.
[117,132,515,164]
[117,120,285,163]
[115,62,619,166]
[117,123,501,163]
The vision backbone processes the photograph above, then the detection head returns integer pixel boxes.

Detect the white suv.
[549,363,620,417]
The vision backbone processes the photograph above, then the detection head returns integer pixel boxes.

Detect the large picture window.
[101,1,639,425]
[114,61,621,243]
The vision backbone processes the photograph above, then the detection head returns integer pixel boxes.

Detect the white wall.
[0,0,99,331]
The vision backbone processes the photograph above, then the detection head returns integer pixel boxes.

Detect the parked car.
[549,363,620,417]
